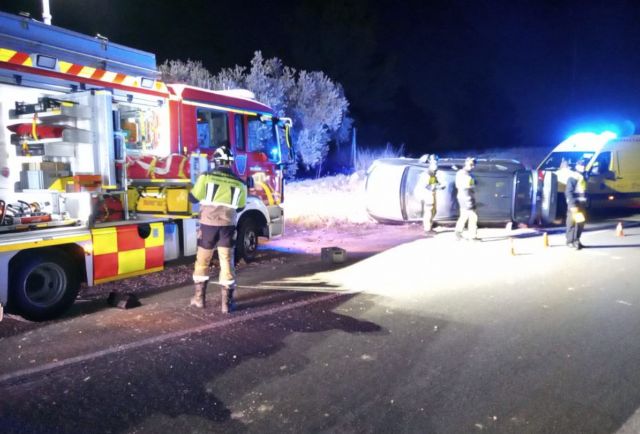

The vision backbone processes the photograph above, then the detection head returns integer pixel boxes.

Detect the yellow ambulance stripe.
[91,227,118,255]
[118,248,146,275]
[0,48,17,62]
[0,234,91,253]
[144,222,165,248]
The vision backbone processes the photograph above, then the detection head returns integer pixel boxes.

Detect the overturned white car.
[365,157,557,225]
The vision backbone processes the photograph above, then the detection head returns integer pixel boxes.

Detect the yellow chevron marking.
[58,60,72,73]
[78,66,96,78]
[0,48,17,62]
[102,71,117,82]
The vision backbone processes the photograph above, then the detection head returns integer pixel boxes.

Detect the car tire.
[10,250,80,321]
[236,218,259,262]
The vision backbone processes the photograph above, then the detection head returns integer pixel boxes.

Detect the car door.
[474,172,512,222]
[539,171,557,224]
[403,166,459,222]
[513,170,535,224]
[434,169,457,221]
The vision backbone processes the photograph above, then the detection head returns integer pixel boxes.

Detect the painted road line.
[0,292,342,386]
[238,284,354,293]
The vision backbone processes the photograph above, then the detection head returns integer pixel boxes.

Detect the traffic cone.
[543,232,549,247]
[616,222,624,237]
[510,237,516,256]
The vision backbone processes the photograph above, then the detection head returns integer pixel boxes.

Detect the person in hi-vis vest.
[418,154,444,234]
[565,158,587,250]
[190,145,247,312]
[454,157,479,241]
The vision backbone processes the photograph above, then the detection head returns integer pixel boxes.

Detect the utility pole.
[42,0,52,25]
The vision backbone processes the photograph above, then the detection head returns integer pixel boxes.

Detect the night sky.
[3,0,640,156]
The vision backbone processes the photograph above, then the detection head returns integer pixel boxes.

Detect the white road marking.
[0,292,342,386]
[238,284,353,293]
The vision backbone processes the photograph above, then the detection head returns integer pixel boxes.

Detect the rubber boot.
[190,281,208,308]
[221,286,236,314]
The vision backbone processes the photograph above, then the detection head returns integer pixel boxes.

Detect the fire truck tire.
[236,218,259,262]
[10,250,80,321]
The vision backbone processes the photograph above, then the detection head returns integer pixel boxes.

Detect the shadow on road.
[0,246,383,339]
[1,294,385,433]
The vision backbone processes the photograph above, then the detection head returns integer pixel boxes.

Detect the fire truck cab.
[0,11,293,320]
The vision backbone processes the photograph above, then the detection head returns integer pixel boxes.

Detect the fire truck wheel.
[236,218,259,262]
[10,250,80,321]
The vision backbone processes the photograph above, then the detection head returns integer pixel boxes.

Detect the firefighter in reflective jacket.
[418,154,443,234]
[565,158,587,250]
[454,157,479,241]
[190,145,247,312]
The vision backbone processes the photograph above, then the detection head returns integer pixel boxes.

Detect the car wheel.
[236,218,259,262]
[10,250,80,321]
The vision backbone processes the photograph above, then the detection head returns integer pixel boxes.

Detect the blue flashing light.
[565,130,617,147]
[600,130,617,141]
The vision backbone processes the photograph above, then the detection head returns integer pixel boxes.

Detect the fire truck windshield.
[248,116,279,163]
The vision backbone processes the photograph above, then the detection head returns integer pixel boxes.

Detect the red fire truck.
[0,11,293,320]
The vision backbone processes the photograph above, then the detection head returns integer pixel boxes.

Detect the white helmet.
[212,145,234,165]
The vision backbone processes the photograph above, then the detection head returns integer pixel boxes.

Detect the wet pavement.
[2,217,640,433]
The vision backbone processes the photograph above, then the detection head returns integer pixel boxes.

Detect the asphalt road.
[1,216,640,433]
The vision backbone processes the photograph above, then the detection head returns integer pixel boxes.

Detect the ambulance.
[538,132,640,217]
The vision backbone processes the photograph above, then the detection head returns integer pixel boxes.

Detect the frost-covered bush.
[160,52,351,178]
[355,143,405,172]
[158,59,215,89]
